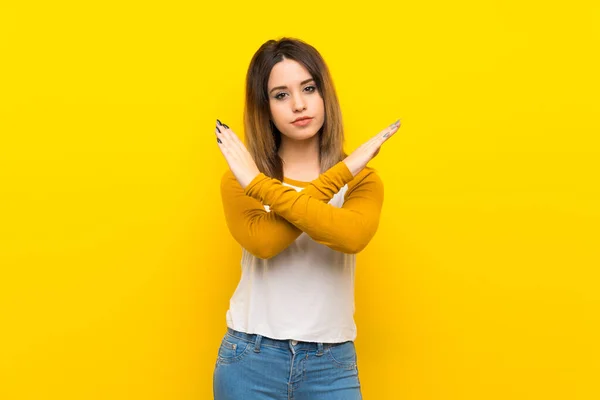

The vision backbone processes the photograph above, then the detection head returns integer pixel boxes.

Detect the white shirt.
[225,181,357,343]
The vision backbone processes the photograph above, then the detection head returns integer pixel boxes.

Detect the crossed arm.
[220,160,384,259]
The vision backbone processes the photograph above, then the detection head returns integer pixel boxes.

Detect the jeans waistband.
[226,328,348,353]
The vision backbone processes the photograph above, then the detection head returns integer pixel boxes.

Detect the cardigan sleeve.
[220,161,356,259]
[243,165,384,254]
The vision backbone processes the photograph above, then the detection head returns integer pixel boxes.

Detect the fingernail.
[217,138,222,144]
[223,124,229,129]
[217,119,223,126]
[216,127,221,134]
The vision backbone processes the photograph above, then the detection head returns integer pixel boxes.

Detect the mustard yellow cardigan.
[220,161,384,259]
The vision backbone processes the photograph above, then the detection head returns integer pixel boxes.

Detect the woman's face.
[267,58,325,142]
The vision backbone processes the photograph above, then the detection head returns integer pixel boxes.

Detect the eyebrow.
[269,78,315,94]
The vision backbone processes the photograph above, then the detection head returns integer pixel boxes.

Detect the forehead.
[268,58,313,87]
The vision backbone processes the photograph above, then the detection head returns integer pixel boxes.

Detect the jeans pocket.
[326,341,357,369]
[216,333,252,365]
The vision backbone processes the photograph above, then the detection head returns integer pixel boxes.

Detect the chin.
[284,129,319,141]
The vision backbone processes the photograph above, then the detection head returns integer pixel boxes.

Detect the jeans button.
[291,340,298,346]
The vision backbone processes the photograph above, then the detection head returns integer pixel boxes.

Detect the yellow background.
[1,1,599,399]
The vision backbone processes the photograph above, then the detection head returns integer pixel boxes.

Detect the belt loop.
[254,334,263,353]
[316,342,324,356]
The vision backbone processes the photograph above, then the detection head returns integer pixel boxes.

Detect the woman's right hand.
[342,119,402,177]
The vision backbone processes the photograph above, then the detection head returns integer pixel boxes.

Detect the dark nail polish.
[217,138,222,144]
[216,126,221,133]
[223,124,229,129]
[217,119,223,126]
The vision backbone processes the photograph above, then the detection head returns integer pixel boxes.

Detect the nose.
[291,92,306,112]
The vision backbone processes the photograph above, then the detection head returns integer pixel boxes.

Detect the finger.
[380,119,401,142]
[217,120,239,150]
[217,122,246,161]
[382,119,401,136]
[215,121,235,155]
[215,129,237,169]
[223,124,246,151]
[365,121,400,154]
[214,128,227,156]
[222,124,252,163]
[215,126,223,143]
[215,126,227,149]
[367,119,400,146]
[216,122,235,150]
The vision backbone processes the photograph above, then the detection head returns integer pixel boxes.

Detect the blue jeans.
[213,328,363,399]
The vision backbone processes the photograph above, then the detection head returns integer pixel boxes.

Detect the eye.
[273,85,317,101]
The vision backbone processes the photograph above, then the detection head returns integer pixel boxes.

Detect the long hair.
[243,37,348,181]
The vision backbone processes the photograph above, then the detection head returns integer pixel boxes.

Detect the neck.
[278,133,320,168]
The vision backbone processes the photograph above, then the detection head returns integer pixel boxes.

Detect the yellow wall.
[1,1,599,399]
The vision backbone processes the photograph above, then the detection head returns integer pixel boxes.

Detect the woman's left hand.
[214,120,261,190]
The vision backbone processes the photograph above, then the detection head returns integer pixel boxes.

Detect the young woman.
[212,37,401,400]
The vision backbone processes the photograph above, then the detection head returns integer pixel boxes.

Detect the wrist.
[242,170,261,191]
[342,160,361,177]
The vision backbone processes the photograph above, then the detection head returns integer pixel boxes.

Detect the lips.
[291,117,313,127]
[292,117,312,123]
